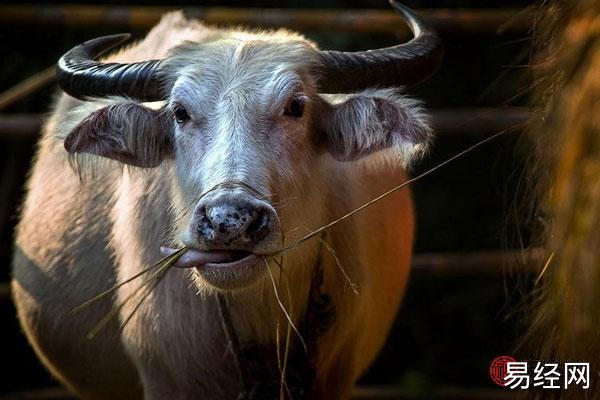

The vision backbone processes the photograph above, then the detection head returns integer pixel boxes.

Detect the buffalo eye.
[284,97,304,118]
[174,104,190,124]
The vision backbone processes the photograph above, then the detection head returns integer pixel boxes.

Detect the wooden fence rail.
[0,5,534,35]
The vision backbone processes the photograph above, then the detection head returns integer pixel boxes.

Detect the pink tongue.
[160,246,239,268]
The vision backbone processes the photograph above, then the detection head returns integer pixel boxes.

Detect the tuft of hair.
[322,88,433,169]
[55,97,167,180]
[161,33,321,94]
[55,97,122,179]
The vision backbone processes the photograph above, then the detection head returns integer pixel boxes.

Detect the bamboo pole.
[0,114,44,140]
[353,385,508,400]
[0,386,76,400]
[0,249,543,304]
[0,384,510,400]
[412,248,542,276]
[0,5,533,35]
[431,107,532,137]
[0,66,55,111]
[0,282,9,303]
[0,385,509,400]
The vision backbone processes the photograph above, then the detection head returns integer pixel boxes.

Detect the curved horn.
[57,33,164,101]
[318,0,443,93]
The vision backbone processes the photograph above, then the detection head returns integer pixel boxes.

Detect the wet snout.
[194,191,281,252]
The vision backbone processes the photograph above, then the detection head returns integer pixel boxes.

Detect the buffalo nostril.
[245,212,270,243]
[197,214,215,240]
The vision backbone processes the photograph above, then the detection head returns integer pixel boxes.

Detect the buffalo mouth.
[160,246,266,289]
[160,247,258,269]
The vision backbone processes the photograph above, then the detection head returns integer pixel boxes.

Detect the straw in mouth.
[160,246,254,268]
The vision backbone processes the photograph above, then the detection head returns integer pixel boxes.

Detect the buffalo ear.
[64,102,172,168]
[318,90,432,163]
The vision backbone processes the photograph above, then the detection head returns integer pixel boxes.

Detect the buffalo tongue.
[159,246,249,268]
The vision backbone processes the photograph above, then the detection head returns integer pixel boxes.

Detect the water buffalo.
[12,1,441,398]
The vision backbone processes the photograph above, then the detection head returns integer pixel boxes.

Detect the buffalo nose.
[195,195,277,249]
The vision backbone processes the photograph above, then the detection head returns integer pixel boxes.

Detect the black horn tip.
[82,33,132,59]
[317,1,442,92]
[388,0,408,14]
[388,0,428,36]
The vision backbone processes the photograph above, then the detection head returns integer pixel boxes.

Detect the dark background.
[0,0,537,398]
